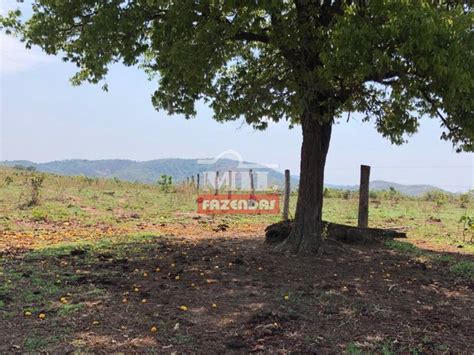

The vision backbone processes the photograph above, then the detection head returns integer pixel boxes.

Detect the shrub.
[342,190,351,200]
[459,192,471,208]
[157,174,174,193]
[31,208,48,222]
[459,215,473,242]
[423,190,450,207]
[450,261,474,279]
[28,174,45,207]
[4,176,13,186]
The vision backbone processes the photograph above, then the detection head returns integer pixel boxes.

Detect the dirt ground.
[1,231,473,354]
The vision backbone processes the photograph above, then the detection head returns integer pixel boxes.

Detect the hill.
[0,159,449,196]
[326,180,447,196]
[0,158,299,190]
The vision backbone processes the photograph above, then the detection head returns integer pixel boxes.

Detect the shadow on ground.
[0,233,472,353]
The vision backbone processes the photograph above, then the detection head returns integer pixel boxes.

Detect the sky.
[0,2,472,192]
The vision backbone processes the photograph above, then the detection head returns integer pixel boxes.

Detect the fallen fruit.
[38,313,46,320]
[179,305,188,311]
[284,295,289,300]
[92,320,100,325]
[175,275,180,280]
[60,297,68,304]
[24,311,32,316]
[212,303,217,308]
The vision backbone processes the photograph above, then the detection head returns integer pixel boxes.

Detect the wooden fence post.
[358,165,371,228]
[191,175,195,187]
[215,171,219,195]
[283,169,290,220]
[186,177,189,185]
[196,173,200,192]
[249,169,255,195]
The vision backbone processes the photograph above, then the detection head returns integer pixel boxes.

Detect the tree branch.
[231,31,270,43]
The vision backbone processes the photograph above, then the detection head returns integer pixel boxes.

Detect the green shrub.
[3,176,13,186]
[157,174,174,193]
[28,174,45,207]
[459,192,471,208]
[31,208,48,222]
[450,261,474,278]
[423,190,450,207]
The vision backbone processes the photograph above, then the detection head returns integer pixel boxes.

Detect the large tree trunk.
[283,111,332,253]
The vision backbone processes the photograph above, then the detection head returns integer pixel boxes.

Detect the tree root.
[265,220,406,246]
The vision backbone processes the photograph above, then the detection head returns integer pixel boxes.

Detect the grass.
[450,260,474,278]
[24,336,60,351]
[0,166,472,253]
[58,303,86,316]
[0,166,473,353]
[384,239,474,279]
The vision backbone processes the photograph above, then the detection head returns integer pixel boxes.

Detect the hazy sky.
[0,2,472,192]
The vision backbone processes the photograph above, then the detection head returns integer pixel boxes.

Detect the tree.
[2,1,472,253]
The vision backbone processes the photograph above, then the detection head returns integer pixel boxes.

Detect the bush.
[28,174,45,207]
[3,176,13,186]
[450,261,474,279]
[459,192,471,208]
[31,208,48,222]
[423,190,450,207]
[157,174,174,193]
[342,190,352,200]
[459,215,473,242]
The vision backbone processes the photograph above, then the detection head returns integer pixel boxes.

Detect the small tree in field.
[2,1,472,253]
[157,174,174,193]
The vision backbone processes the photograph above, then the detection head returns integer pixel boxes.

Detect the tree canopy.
[2,1,472,151]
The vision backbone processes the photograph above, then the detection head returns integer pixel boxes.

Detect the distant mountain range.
[0,158,300,190]
[1,159,448,196]
[326,181,446,196]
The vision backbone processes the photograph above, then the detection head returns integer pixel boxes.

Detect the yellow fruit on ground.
[60,297,68,304]
[24,311,32,316]
[143,272,148,277]
[122,298,128,303]
[284,295,289,300]
[175,275,180,280]
[141,299,147,303]
[179,305,188,311]
[38,313,46,320]
[150,326,158,333]
[134,288,139,292]
[92,320,100,325]
[155,267,161,272]
[212,303,217,308]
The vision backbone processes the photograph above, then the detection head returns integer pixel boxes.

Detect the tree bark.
[283,111,332,253]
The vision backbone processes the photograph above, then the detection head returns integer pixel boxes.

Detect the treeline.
[323,187,472,207]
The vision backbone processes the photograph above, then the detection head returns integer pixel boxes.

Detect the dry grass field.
[0,167,472,353]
